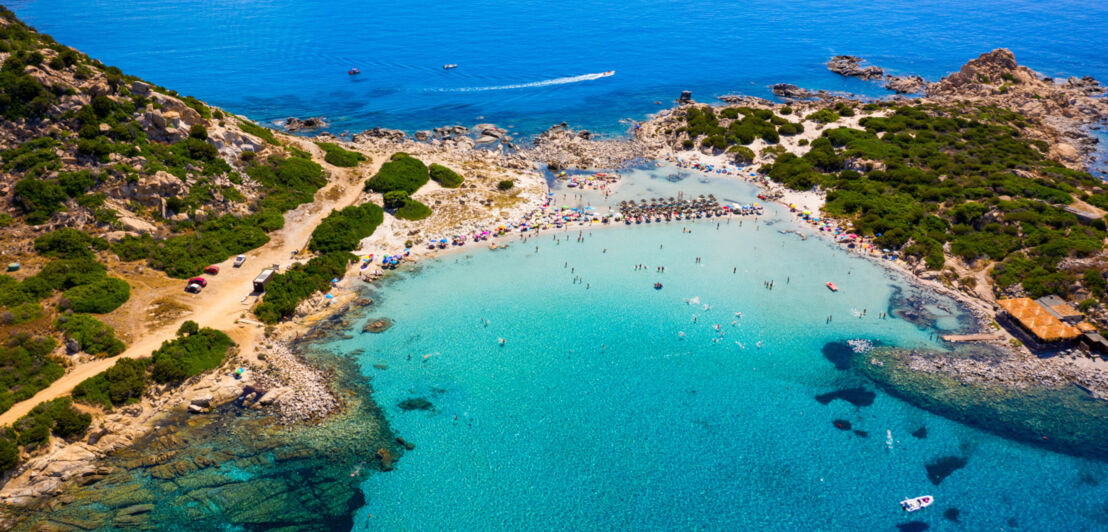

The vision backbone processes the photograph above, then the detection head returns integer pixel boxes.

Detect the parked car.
[188,277,208,288]
[204,265,220,275]
[185,283,202,294]
[234,255,247,267]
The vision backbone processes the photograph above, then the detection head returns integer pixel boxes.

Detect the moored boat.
[826,282,838,292]
[900,495,933,512]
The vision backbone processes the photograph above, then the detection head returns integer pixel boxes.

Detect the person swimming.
[498,338,506,346]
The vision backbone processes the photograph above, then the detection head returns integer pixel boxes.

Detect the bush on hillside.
[12,178,66,223]
[429,163,463,188]
[72,357,150,409]
[33,227,104,259]
[0,437,16,473]
[55,313,125,357]
[365,153,429,194]
[308,203,384,254]
[0,334,62,415]
[497,180,514,191]
[727,145,756,163]
[60,277,129,313]
[13,397,90,449]
[254,252,353,324]
[150,328,234,384]
[383,190,409,210]
[316,142,365,167]
[396,198,432,220]
[1,301,41,325]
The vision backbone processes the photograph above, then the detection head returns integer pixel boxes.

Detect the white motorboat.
[900,495,934,512]
[443,64,458,70]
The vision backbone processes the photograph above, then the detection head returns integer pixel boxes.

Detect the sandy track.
[0,144,383,425]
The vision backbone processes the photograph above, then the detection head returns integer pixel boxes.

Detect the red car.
[188,277,208,288]
[204,265,220,275]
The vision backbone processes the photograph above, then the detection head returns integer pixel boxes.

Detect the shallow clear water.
[10,0,1108,136]
[311,168,1108,530]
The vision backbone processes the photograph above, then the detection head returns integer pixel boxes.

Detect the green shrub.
[727,145,756,163]
[1,302,41,325]
[254,252,353,323]
[429,163,463,188]
[150,327,233,384]
[316,142,364,167]
[0,334,63,414]
[72,357,150,409]
[61,277,130,313]
[14,397,90,448]
[55,314,125,357]
[383,190,409,210]
[497,180,514,191]
[396,198,432,220]
[0,437,16,472]
[177,320,200,336]
[33,227,100,259]
[12,177,67,223]
[309,203,384,254]
[806,109,840,124]
[365,153,429,194]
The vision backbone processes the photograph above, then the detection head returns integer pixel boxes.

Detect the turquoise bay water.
[10,0,1108,136]
[314,168,1108,530]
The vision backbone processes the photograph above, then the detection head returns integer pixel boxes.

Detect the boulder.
[65,338,80,354]
[130,171,187,206]
[131,81,152,96]
[362,318,393,333]
[189,393,214,408]
[118,215,156,234]
[678,90,693,104]
[827,55,884,80]
[414,130,432,141]
[883,75,929,94]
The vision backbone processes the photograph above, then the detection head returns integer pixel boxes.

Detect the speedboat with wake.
[900,495,933,512]
[443,64,458,70]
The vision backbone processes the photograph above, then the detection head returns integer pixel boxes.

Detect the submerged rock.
[814,387,876,407]
[925,455,968,485]
[832,419,852,431]
[398,397,433,411]
[896,522,929,532]
[943,507,961,522]
[362,318,393,334]
[911,426,928,439]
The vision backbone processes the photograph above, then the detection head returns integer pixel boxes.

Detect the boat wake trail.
[429,71,614,92]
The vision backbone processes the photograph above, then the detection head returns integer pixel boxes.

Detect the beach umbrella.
[325,294,334,299]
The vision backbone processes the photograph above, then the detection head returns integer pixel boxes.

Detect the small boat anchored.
[826,282,839,292]
[900,495,933,512]
[443,64,458,70]
[653,282,663,290]
[348,68,361,75]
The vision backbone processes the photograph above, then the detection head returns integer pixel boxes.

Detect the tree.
[177,320,200,336]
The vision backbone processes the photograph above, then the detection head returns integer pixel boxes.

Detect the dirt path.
[0,143,383,426]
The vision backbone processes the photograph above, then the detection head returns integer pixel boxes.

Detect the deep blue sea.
[9,0,1108,136]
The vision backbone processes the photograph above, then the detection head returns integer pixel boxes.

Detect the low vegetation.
[254,252,354,323]
[0,334,63,415]
[429,163,464,188]
[55,313,125,357]
[365,152,429,194]
[150,326,234,383]
[308,203,385,254]
[72,357,150,409]
[758,103,1108,298]
[316,142,365,167]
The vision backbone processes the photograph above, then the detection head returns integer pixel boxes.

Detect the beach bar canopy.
[998,298,1082,341]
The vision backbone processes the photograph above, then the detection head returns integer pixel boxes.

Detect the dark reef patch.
[925,455,968,485]
[815,387,876,407]
[398,397,434,411]
[833,419,852,431]
[1007,517,1019,527]
[853,430,869,438]
[821,341,854,370]
[911,426,928,439]
[896,521,929,532]
[1079,471,1102,486]
[943,507,960,522]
